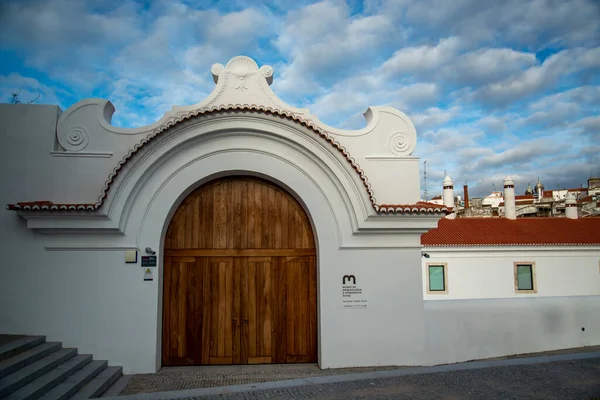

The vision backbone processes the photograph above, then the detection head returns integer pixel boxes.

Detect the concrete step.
[3,354,92,400]
[0,348,77,397]
[37,360,107,400]
[70,366,123,399]
[0,342,63,379]
[0,336,46,361]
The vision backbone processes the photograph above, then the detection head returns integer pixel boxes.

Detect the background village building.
[1,56,599,385]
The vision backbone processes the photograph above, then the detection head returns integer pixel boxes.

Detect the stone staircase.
[0,335,122,399]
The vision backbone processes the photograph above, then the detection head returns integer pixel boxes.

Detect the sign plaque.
[141,256,157,267]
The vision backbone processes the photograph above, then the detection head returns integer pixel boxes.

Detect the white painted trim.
[44,245,138,251]
[423,246,600,254]
[51,151,113,158]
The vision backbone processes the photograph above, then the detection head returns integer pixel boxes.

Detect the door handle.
[244,318,248,324]
[233,317,237,326]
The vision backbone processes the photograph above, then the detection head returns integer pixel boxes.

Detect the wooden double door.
[162,177,317,366]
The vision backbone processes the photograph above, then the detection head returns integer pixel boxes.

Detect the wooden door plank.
[217,260,226,357]
[201,258,211,365]
[254,181,263,248]
[254,260,262,357]
[268,187,276,249]
[177,262,187,358]
[248,356,272,364]
[162,256,172,365]
[192,195,200,248]
[275,191,282,249]
[176,209,185,248]
[232,258,242,365]
[276,257,288,363]
[171,256,196,263]
[247,259,257,358]
[225,259,234,357]
[261,184,269,249]
[262,259,272,358]
[165,249,316,257]
[240,257,249,364]
[298,259,308,356]
[227,180,235,249]
[247,181,256,248]
[281,194,289,249]
[285,257,295,356]
[209,357,234,365]
[240,180,248,250]
[233,180,242,249]
[308,256,318,362]
[190,258,203,363]
[209,259,219,359]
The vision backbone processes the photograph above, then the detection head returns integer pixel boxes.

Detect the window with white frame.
[427,263,447,294]
[514,262,537,293]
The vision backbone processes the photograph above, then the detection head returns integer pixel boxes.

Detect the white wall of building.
[423,295,600,364]
[422,247,600,300]
[419,246,600,364]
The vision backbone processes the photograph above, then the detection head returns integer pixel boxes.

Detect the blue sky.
[1,0,599,199]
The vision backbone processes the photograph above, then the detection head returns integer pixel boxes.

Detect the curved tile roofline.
[6,104,449,215]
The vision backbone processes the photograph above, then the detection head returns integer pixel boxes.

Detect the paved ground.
[117,346,600,396]
[189,358,600,400]
[104,350,600,400]
[119,364,402,395]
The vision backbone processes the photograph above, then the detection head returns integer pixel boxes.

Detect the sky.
[1,0,599,199]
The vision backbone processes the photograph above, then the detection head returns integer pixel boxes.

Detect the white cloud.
[379,37,464,78]
[410,106,460,132]
[377,0,600,48]
[441,48,537,86]
[575,116,600,139]
[470,47,600,107]
[273,0,403,98]
[0,74,62,106]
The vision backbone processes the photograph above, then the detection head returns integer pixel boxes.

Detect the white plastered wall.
[419,247,600,364]
[421,247,600,300]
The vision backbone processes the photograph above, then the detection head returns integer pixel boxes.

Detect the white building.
[1,56,599,375]
[422,179,600,359]
[482,191,504,208]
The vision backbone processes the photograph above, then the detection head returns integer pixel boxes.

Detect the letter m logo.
[342,275,356,284]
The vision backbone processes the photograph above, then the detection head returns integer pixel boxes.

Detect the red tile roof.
[421,217,600,246]
[377,202,450,214]
[5,104,449,216]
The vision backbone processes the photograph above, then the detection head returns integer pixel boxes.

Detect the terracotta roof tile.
[515,195,535,200]
[377,202,449,214]
[421,217,600,246]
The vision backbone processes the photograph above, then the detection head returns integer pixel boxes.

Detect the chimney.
[503,176,516,220]
[443,175,455,208]
[463,185,469,209]
[565,192,578,219]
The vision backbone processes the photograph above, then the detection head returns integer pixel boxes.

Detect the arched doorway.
[162,176,317,366]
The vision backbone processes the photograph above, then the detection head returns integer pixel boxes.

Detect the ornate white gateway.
[1,56,449,374]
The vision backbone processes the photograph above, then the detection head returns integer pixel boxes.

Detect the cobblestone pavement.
[119,346,600,396]
[185,358,600,400]
[120,365,402,395]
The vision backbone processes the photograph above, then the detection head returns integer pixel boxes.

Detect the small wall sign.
[141,256,157,267]
[342,274,368,309]
[144,268,153,281]
[125,250,138,264]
